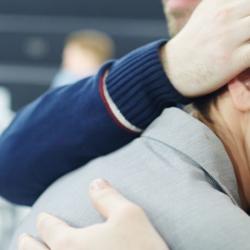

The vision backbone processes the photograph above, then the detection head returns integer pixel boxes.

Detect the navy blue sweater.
[0,40,190,206]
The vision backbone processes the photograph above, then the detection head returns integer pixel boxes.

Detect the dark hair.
[192,86,227,123]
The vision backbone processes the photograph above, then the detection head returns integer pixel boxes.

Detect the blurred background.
[0,0,167,248]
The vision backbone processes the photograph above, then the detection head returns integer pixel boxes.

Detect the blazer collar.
[143,108,241,207]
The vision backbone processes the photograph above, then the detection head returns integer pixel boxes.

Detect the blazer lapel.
[143,108,241,207]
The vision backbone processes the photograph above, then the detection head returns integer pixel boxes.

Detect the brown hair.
[65,30,115,63]
[192,86,227,123]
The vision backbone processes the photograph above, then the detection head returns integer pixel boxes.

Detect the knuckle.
[52,233,72,249]
[119,203,145,219]
[215,6,233,23]
[239,51,250,67]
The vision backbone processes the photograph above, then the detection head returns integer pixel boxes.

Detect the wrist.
[160,39,193,98]
[160,40,191,97]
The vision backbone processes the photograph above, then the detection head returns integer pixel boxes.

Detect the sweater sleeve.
[0,40,190,206]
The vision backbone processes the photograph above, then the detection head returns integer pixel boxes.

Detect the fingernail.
[90,179,110,191]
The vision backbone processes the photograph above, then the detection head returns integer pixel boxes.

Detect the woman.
[6,0,250,248]
[15,69,250,250]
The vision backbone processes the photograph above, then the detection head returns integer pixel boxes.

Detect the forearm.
[105,40,190,131]
[0,40,190,206]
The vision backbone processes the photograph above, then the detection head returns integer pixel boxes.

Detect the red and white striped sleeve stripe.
[99,72,142,134]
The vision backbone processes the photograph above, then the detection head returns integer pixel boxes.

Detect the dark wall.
[0,0,164,19]
[0,0,167,110]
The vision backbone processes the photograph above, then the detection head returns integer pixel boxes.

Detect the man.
[7,0,250,249]
[0,0,249,207]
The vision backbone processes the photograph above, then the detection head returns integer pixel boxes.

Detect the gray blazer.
[9,108,250,250]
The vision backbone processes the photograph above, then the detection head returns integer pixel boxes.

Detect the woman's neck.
[195,106,250,211]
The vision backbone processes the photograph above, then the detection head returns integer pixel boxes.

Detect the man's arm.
[0,41,189,206]
[2,0,250,206]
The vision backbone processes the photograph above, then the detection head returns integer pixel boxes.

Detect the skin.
[204,70,250,210]
[63,44,101,78]
[18,179,169,250]
[162,0,250,210]
[19,0,250,248]
[162,0,201,36]
[163,0,250,97]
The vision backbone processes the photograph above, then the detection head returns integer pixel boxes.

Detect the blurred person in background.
[0,87,14,132]
[52,30,114,88]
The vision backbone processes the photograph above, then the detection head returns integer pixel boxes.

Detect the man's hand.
[18,179,169,250]
[163,0,250,97]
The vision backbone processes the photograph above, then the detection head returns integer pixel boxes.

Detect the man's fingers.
[238,16,250,42]
[18,234,49,250]
[236,0,250,18]
[228,0,250,19]
[236,43,250,69]
[89,179,137,219]
[37,213,72,248]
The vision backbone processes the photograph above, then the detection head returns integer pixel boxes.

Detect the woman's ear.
[228,74,250,112]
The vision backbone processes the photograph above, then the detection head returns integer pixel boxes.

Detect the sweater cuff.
[105,40,190,130]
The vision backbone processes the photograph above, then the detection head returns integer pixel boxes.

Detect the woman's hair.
[192,86,227,123]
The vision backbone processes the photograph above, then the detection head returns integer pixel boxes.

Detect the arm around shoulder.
[0,40,190,206]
